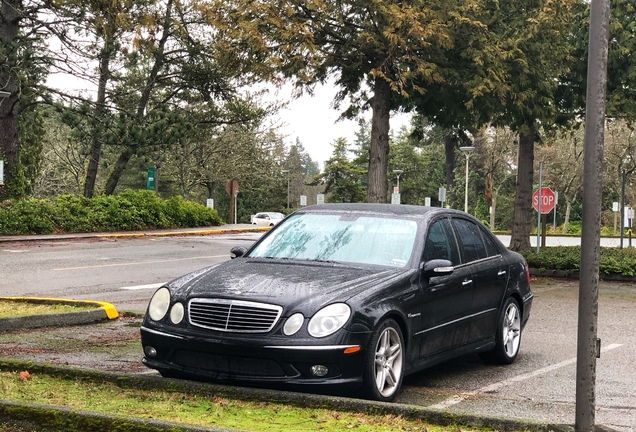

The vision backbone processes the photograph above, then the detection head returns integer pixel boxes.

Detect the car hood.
[167,258,411,315]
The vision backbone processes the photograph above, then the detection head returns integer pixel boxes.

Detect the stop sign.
[532,187,556,214]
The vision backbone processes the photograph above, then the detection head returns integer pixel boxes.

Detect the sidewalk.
[0,224,268,243]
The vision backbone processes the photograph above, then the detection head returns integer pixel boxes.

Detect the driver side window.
[423,219,460,265]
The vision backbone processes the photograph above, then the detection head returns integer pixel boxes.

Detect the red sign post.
[532,187,556,214]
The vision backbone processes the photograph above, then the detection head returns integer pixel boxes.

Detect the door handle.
[498,270,507,277]
[462,279,473,287]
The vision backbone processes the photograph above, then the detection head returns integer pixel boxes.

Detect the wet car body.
[141,203,533,401]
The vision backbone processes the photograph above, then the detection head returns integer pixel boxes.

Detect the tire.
[480,297,522,364]
[363,319,405,402]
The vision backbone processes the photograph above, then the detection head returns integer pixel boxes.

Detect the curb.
[0,358,551,432]
[0,225,269,243]
[96,227,270,238]
[529,268,636,282]
[0,297,118,332]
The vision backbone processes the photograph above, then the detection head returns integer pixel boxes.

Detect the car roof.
[295,203,467,219]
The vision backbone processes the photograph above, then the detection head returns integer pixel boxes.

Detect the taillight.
[525,262,531,285]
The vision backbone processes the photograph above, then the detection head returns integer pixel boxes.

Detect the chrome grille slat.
[188,298,282,333]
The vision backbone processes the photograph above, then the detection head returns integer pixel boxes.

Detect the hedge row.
[521,246,636,277]
[0,190,223,235]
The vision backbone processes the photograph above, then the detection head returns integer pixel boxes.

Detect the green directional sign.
[146,167,155,190]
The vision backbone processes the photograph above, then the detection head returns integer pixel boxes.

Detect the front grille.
[173,350,286,377]
[188,298,282,333]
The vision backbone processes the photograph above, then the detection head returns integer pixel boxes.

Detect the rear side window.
[480,227,501,257]
[424,218,460,265]
[452,218,488,263]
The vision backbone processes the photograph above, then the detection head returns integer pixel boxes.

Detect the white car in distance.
[251,212,285,227]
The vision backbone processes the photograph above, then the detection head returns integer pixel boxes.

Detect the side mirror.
[230,246,248,259]
[421,259,454,277]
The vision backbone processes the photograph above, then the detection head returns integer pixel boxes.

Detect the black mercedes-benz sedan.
[141,203,533,401]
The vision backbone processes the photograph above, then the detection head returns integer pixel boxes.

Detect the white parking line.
[120,283,166,290]
[55,255,225,271]
[429,343,624,410]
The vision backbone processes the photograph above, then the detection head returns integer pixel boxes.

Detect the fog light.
[310,365,328,377]
[144,346,157,358]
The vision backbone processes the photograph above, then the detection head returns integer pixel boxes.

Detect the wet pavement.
[1,277,634,431]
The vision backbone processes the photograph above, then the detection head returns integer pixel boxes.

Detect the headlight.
[170,302,184,324]
[308,303,351,338]
[283,313,304,336]
[148,288,171,321]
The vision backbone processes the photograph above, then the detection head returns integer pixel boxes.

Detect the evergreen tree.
[309,138,366,203]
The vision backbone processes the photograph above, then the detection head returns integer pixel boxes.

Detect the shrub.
[0,190,222,235]
[163,195,222,227]
[51,194,94,233]
[0,198,55,235]
[522,246,581,271]
[521,246,636,276]
[115,190,170,228]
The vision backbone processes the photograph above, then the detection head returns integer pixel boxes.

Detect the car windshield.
[270,213,283,219]
[248,213,417,267]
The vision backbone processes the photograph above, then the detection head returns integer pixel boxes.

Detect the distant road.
[496,234,633,248]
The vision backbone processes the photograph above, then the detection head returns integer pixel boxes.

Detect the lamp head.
[459,146,475,155]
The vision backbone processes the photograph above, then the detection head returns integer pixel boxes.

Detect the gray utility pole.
[576,0,610,429]
[537,162,543,253]
[620,169,625,248]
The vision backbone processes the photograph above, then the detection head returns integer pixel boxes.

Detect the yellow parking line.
[54,255,226,271]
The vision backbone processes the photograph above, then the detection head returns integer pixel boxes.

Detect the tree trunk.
[0,0,21,200]
[104,147,134,195]
[490,193,497,231]
[367,76,391,203]
[83,37,113,198]
[564,200,572,234]
[205,181,215,200]
[509,120,535,251]
[101,0,173,196]
[444,134,456,198]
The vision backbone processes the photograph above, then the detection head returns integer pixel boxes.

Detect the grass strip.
[0,370,508,432]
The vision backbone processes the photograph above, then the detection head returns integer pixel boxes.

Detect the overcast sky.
[272,82,413,167]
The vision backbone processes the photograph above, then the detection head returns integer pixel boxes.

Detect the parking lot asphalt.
[0,225,636,432]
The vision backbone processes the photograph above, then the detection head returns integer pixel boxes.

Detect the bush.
[521,246,636,276]
[0,198,56,234]
[51,194,94,233]
[163,195,222,227]
[0,190,222,235]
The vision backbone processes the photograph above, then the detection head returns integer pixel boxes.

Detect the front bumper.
[140,325,369,388]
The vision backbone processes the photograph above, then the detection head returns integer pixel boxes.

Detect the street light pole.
[392,169,403,192]
[281,170,290,209]
[459,146,475,213]
[0,92,9,191]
